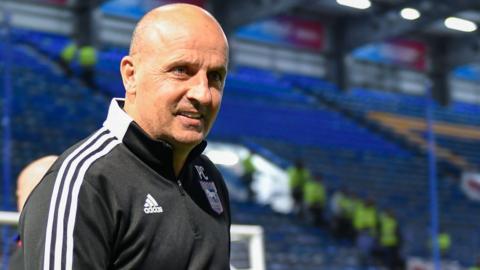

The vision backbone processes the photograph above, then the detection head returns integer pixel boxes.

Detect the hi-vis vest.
[380,214,398,247]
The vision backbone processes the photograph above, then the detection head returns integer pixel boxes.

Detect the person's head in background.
[16,155,58,212]
[120,4,229,175]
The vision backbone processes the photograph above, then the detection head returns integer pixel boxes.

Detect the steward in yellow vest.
[78,46,97,88]
[59,42,77,76]
[438,231,451,256]
[379,212,398,248]
[332,190,355,239]
[353,199,377,237]
[378,210,403,270]
[241,152,256,201]
[288,159,311,216]
[303,175,326,226]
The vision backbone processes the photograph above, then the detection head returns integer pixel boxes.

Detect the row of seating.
[4,28,480,267]
[230,200,365,269]
[221,66,480,265]
[212,96,408,156]
[0,38,109,210]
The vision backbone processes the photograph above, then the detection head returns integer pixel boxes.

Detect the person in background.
[78,45,97,88]
[16,155,58,213]
[241,151,256,202]
[336,189,356,240]
[59,43,97,88]
[59,42,76,77]
[288,159,311,217]
[303,174,326,226]
[354,198,378,267]
[427,228,452,261]
[438,229,451,258]
[9,155,58,270]
[377,209,403,270]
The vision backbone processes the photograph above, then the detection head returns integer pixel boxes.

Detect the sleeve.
[21,175,115,270]
[68,181,115,269]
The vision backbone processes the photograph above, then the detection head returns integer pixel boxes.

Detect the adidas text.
[144,206,163,214]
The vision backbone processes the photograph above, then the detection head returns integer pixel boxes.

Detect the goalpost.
[230,224,266,270]
[0,211,19,226]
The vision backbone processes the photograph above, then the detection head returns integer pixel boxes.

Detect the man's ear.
[120,55,136,95]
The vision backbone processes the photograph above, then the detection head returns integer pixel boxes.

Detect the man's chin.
[173,132,205,148]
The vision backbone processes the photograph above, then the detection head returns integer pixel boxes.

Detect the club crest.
[195,165,223,214]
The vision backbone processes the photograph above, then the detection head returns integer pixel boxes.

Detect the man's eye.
[208,71,223,82]
[172,66,188,75]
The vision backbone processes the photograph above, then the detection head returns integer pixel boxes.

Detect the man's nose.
[187,73,212,105]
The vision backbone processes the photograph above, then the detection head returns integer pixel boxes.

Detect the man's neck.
[172,147,191,178]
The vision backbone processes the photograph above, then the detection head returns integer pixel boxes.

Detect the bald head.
[120,3,229,174]
[129,3,228,57]
[17,155,57,212]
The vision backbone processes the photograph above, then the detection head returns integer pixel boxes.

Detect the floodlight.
[400,8,420,20]
[444,17,477,32]
[336,0,371,10]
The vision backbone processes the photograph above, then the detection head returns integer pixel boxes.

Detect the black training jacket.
[19,98,231,270]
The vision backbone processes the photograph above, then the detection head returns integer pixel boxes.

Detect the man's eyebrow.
[211,65,227,73]
[164,59,200,71]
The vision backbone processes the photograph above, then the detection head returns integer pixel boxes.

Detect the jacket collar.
[103,98,207,180]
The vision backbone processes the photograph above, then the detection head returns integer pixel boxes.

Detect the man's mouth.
[178,111,203,120]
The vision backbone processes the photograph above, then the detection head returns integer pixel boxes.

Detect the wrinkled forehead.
[139,20,229,62]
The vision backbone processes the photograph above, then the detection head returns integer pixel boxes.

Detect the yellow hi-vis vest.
[339,195,354,219]
[60,43,77,63]
[353,201,365,231]
[354,203,377,235]
[380,214,398,247]
[288,167,310,190]
[303,181,326,206]
[78,46,97,67]
[363,205,377,236]
[438,233,451,252]
[242,155,255,174]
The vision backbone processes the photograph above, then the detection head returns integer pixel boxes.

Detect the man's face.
[128,23,228,150]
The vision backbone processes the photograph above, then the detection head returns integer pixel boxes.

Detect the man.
[241,151,255,202]
[377,210,403,270]
[16,156,58,213]
[20,4,231,270]
[9,156,58,270]
[303,175,326,227]
[288,159,310,216]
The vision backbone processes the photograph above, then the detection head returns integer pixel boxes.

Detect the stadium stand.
[0,31,109,208]
[3,28,480,268]
[215,65,480,265]
[231,199,362,270]
[291,78,480,170]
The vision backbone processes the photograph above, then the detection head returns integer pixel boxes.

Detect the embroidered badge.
[195,165,223,214]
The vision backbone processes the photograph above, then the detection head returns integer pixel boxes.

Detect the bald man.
[20,4,231,270]
[9,156,57,270]
[16,155,58,212]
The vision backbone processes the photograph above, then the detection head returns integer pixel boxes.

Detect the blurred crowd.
[238,153,471,270]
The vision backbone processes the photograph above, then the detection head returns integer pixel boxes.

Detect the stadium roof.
[2,0,480,100]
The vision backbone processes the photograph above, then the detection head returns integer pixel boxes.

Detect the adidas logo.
[143,194,163,214]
